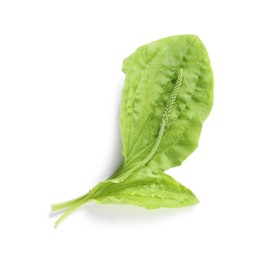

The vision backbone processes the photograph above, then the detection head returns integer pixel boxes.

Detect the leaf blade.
[120,35,213,171]
[90,168,199,209]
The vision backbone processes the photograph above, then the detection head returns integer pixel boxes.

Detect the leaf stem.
[51,193,88,212]
[54,195,90,227]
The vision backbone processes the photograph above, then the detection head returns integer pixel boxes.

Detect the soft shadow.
[79,202,197,225]
[100,81,124,180]
[48,208,66,218]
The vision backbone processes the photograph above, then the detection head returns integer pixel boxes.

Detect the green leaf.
[120,35,213,171]
[91,167,199,209]
[52,35,213,226]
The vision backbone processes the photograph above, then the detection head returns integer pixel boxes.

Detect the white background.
[0,0,275,259]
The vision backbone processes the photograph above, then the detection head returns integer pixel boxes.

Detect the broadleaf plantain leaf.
[89,167,199,209]
[52,35,213,226]
[120,35,213,171]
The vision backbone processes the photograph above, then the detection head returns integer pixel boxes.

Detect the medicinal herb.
[52,35,214,226]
